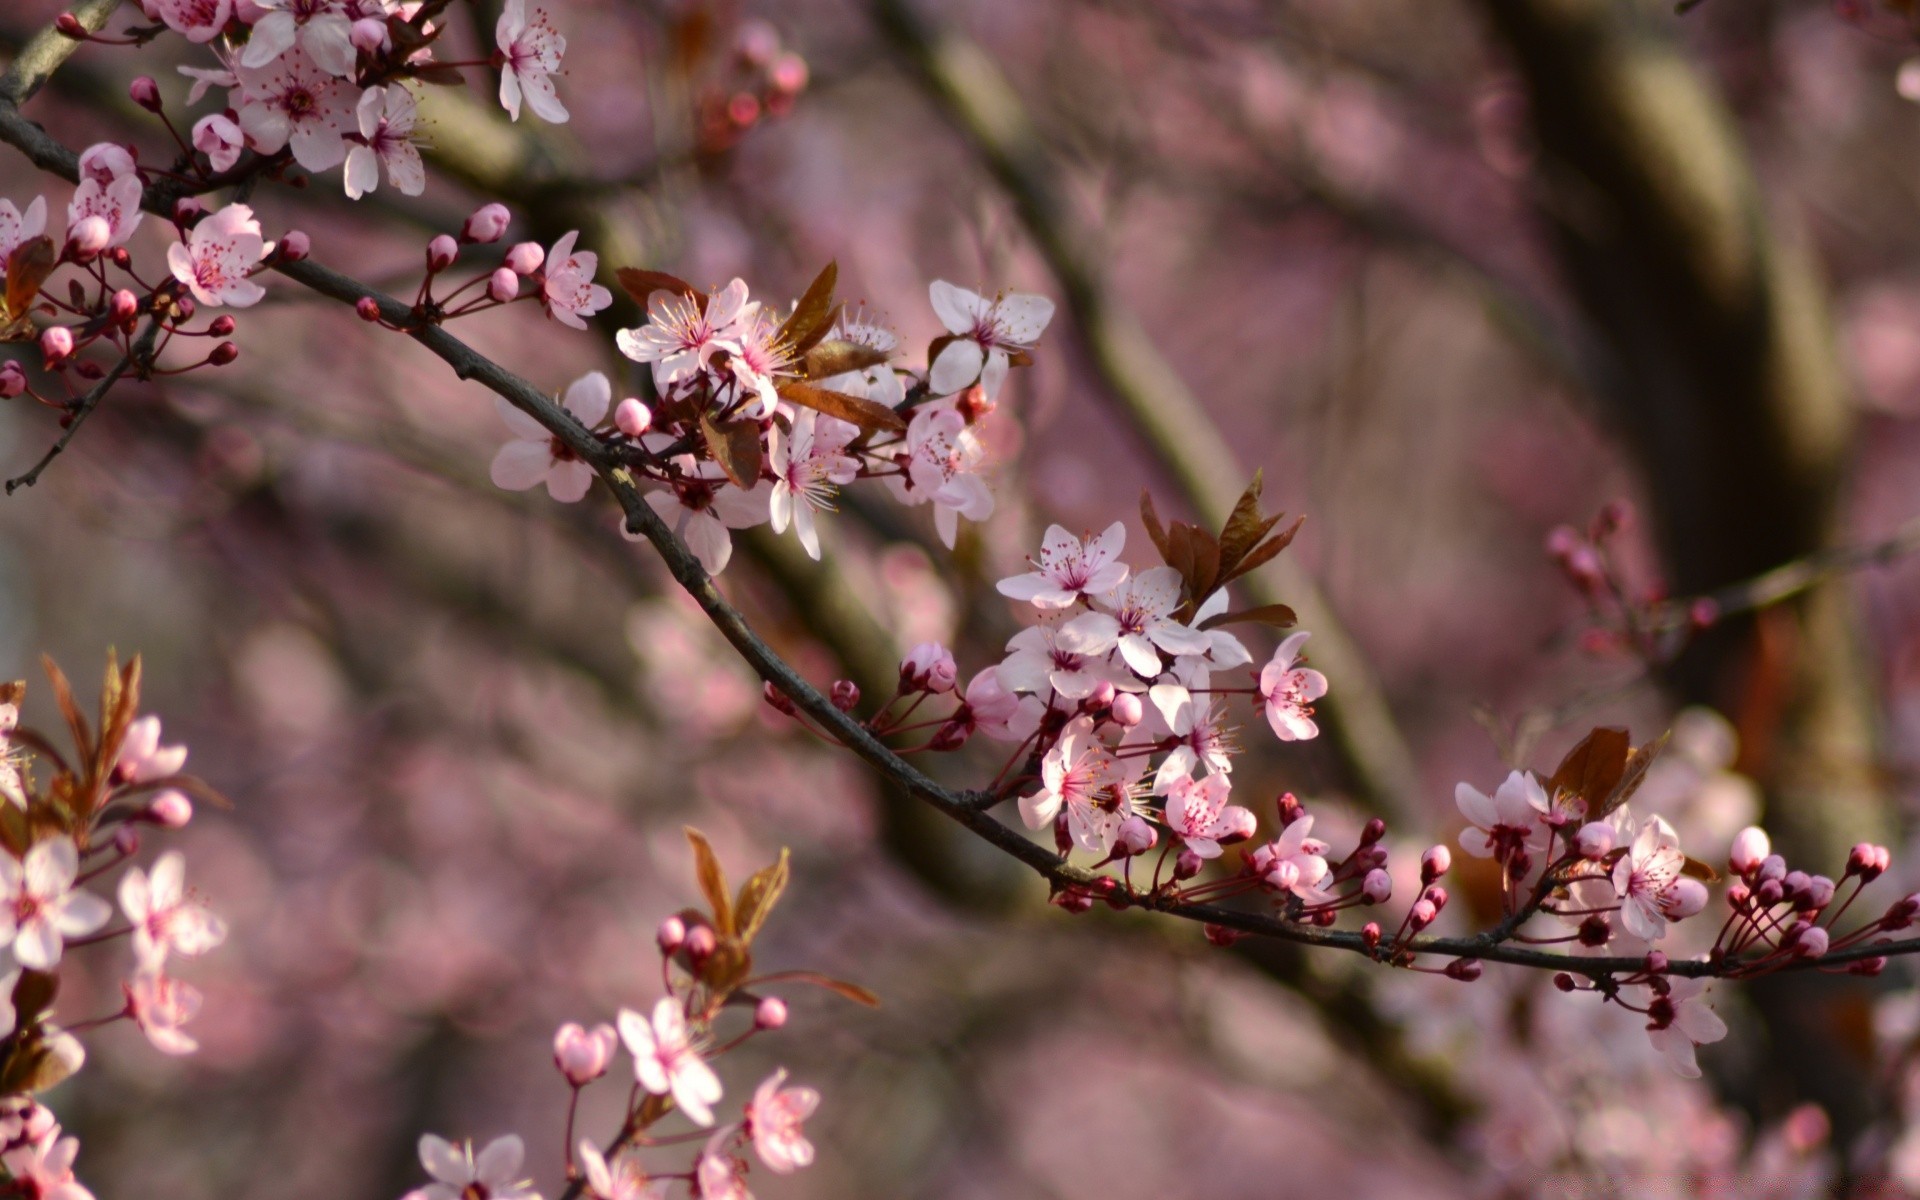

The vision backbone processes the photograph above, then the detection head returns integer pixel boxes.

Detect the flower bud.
[1052,887,1093,915]
[1887,894,1920,930]
[1420,844,1451,884]
[65,215,110,259]
[173,196,207,226]
[552,1022,615,1086]
[1643,950,1669,974]
[1107,692,1143,728]
[112,824,139,857]
[1756,878,1784,908]
[1117,815,1157,857]
[1174,849,1202,881]
[1424,885,1449,911]
[657,915,686,953]
[1202,923,1242,946]
[1663,877,1708,921]
[1444,958,1482,982]
[683,924,716,962]
[1783,869,1811,901]
[0,362,25,398]
[39,326,72,365]
[1359,817,1387,846]
[208,341,239,366]
[349,15,389,52]
[355,296,383,322]
[129,76,162,113]
[55,13,88,38]
[769,52,809,95]
[1688,597,1720,629]
[1727,881,1750,908]
[1275,792,1304,828]
[1790,923,1830,958]
[1729,826,1770,876]
[1757,854,1787,884]
[463,203,511,244]
[1847,842,1885,882]
[74,360,104,382]
[1220,808,1257,845]
[928,721,969,752]
[1554,972,1577,992]
[146,788,192,828]
[899,642,956,694]
[425,234,458,272]
[1851,956,1888,976]
[505,241,545,275]
[202,315,235,339]
[762,682,795,715]
[278,230,311,262]
[487,267,520,304]
[1574,822,1614,860]
[1361,868,1392,904]
[1409,898,1438,930]
[108,289,139,327]
[173,295,197,322]
[1545,525,1581,559]
[614,397,651,437]
[1361,921,1381,950]
[754,996,788,1030]
[830,679,859,711]
[1803,874,1837,911]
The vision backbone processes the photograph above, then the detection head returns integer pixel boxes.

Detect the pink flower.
[144,0,234,42]
[1642,977,1728,1078]
[1249,815,1332,902]
[242,0,358,77]
[118,851,227,966]
[540,231,610,329]
[405,1135,540,1200]
[553,1022,617,1086]
[996,522,1128,609]
[1145,664,1236,787]
[344,84,425,199]
[723,307,794,418]
[117,715,188,782]
[495,0,569,123]
[576,1141,667,1200]
[1,1125,93,1200]
[192,113,246,173]
[616,280,751,395]
[179,61,239,105]
[489,372,607,502]
[1161,772,1254,859]
[884,402,993,548]
[167,203,269,308]
[1258,631,1328,741]
[1611,815,1691,942]
[0,838,112,970]
[1059,566,1209,677]
[769,410,858,560]
[953,669,1043,743]
[235,46,355,171]
[1020,716,1139,854]
[619,997,724,1126]
[636,468,772,576]
[746,1068,819,1174]
[817,313,904,407]
[694,1131,751,1200]
[125,968,203,1055]
[926,281,1055,398]
[65,174,142,249]
[0,196,47,274]
[999,617,1138,702]
[77,144,137,185]
[1455,770,1547,860]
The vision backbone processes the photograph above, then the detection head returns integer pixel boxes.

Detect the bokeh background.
[5,0,1920,1194]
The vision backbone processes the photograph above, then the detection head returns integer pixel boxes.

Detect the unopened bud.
[39,326,72,365]
[1757,854,1788,884]
[1729,826,1770,876]
[1554,972,1577,992]
[1851,956,1888,976]
[1420,844,1451,884]
[1664,877,1708,921]
[1202,923,1242,946]
[55,13,88,38]
[145,789,192,828]
[830,679,859,711]
[463,203,511,244]
[208,341,239,366]
[129,76,162,112]
[1444,958,1482,982]
[1275,792,1304,827]
[684,924,716,962]
[173,196,207,226]
[349,15,389,52]
[1052,887,1093,915]
[110,289,139,326]
[1361,921,1381,950]
[1359,817,1387,846]
[1409,898,1438,930]
[66,215,110,259]
[552,1022,615,1086]
[1755,879,1784,908]
[425,234,458,272]
[1887,894,1920,930]
[207,314,235,337]
[505,241,544,275]
[1574,822,1614,860]
[1803,874,1836,911]
[278,230,310,262]
[762,681,795,716]
[355,296,383,322]
[1117,815,1157,857]
[1688,598,1720,630]
[1361,868,1392,904]
[614,397,651,437]
[1791,923,1830,958]
[769,52,808,94]
[0,362,24,399]
[754,996,788,1030]
[1783,869,1811,901]
[1110,692,1143,727]
[1088,680,1116,709]
[488,267,520,304]
[657,915,686,952]
[928,721,969,752]
[1174,849,1202,880]
[1848,842,1885,882]
[112,824,139,857]
[1545,524,1580,559]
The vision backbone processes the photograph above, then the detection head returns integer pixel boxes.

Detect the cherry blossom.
[616,280,751,394]
[344,85,425,200]
[926,280,1055,398]
[77,145,136,185]
[496,0,569,124]
[553,1022,617,1086]
[999,616,1138,701]
[1058,566,1209,676]
[1020,716,1139,854]
[952,669,1044,743]
[125,968,202,1056]
[66,170,142,249]
[746,1068,819,1174]
[817,313,904,407]
[1188,590,1253,669]
[725,307,795,418]
[192,113,246,174]
[577,1141,668,1200]
[636,467,773,576]
[1258,631,1328,742]
[1248,814,1333,902]
[117,715,188,783]
[619,997,724,1127]
[144,0,233,43]
[167,203,270,308]
[540,231,611,330]
[769,410,858,560]
[694,1130,751,1200]
[884,403,993,547]
[235,46,356,172]
[0,196,46,272]
[1146,664,1236,787]
[405,1134,540,1200]
[1612,815,1692,942]
[1642,977,1729,1078]
[1456,769,1548,861]
[489,372,609,502]
[0,701,23,808]
[178,61,237,105]
[1,1124,93,1200]
[997,522,1128,609]
[118,851,227,967]
[0,838,110,971]
[1161,771,1254,859]
[242,0,358,78]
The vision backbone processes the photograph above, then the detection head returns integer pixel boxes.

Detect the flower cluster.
[400,832,855,1200]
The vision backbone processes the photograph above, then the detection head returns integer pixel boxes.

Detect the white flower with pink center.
[1611,815,1693,942]
[235,46,356,171]
[117,714,188,783]
[1058,566,1209,677]
[817,313,904,407]
[489,371,607,502]
[405,1134,540,1200]
[66,174,142,249]
[1187,590,1253,670]
[118,851,227,967]
[344,84,425,199]
[179,60,237,105]
[1249,814,1332,902]
[125,968,202,1055]
[999,616,1139,702]
[727,306,795,418]
[242,0,358,77]
[619,997,723,1127]
[633,459,772,576]
[1,1124,92,1200]
[956,669,1045,744]
[769,410,858,560]
[540,231,611,330]
[747,1068,820,1174]
[0,837,111,971]
[495,0,569,123]
[1455,769,1547,861]
[884,402,992,548]
[167,203,269,308]
[1640,977,1728,1078]
[926,280,1055,398]
[576,1141,667,1200]
[616,280,752,395]
[193,113,246,173]
[1258,631,1327,742]
[997,522,1128,609]
[694,1131,750,1200]
[0,196,47,277]
[1020,716,1139,854]
[144,0,233,43]
[1146,662,1236,788]
[1161,771,1254,859]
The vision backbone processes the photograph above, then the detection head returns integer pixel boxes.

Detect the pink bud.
[1356,818,1386,847]
[425,234,458,272]
[614,397,651,437]
[208,341,239,366]
[279,230,310,262]
[1790,923,1830,958]
[0,361,25,398]
[1275,792,1304,827]
[66,215,110,259]
[1545,525,1580,559]
[1424,885,1449,912]
[1755,878,1785,908]
[1756,854,1787,884]
[1783,870,1811,901]
[727,92,762,128]
[684,924,716,961]
[769,52,809,94]
[657,915,686,952]
[1847,842,1884,882]
[55,13,88,38]
[1052,887,1093,915]
[1361,922,1381,950]
[488,267,520,304]
[1564,545,1605,590]
[928,721,969,752]
[1643,950,1669,974]
[1409,898,1438,930]
[129,76,162,112]
[173,196,207,226]
[1088,680,1116,709]
[1727,881,1750,908]
[900,642,957,694]
[552,1022,616,1086]
[209,315,236,337]
[462,203,511,244]
[1729,826,1770,875]
[1361,868,1392,904]
[1553,972,1577,991]
[1219,807,1258,845]
[1117,815,1157,856]
[1574,822,1614,859]
[1174,849,1202,880]
[1802,875,1836,911]
[1887,894,1920,930]
[173,295,196,321]
[146,789,193,828]
[349,16,389,52]
[40,326,73,365]
[1110,692,1143,727]
[1444,957,1482,982]
[1663,876,1708,920]
[112,824,139,857]
[1688,598,1720,630]
[109,289,138,325]
[1201,922,1241,946]
[754,996,788,1030]
[505,241,545,275]
[1420,844,1451,884]
[355,296,383,322]
[830,679,859,711]
[1851,956,1888,976]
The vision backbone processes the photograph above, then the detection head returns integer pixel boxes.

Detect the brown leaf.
[733,848,789,945]
[11,971,54,1030]
[684,827,735,936]
[1216,472,1270,569]
[4,237,54,328]
[1198,603,1297,631]
[1594,732,1671,819]
[1166,522,1195,585]
[756,970,881,1007]
[1220,516,1305,586]
[1545,727,1630,815]
[409,62,467,86]
[801,339,891,380]
[1187,525,1222,600]
[1140,490,1170,562]
[777,261,838,356]
[39,657,89,768]
[1681,855,1721,884]
[699,411,762,489]
[616,268,701,310]
[702,935,752,995]
[778,381,906,436]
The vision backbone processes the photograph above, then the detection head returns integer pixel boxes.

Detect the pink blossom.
[769,410,858,560]
[77,144,137,184]
[1,1125,93,1200]
[1729,825,1770,875]
[495,0,569,123]
[635,468,772,576]
[746,1068,819,1174]
[125,968,203,1055]
[344,85,425,199]
[235,46,355,171]
[954,669,1042,743]
[1249,815,1332,902]
[144,0,234,42]
[405,1135,540,1200]
[1643,977,1728,1078]
[1455,770,1547,860]
[167,203,269,308]
[576,1141,667,1200]
[117,715,189,782]
[694,1130,751,1200]
[119,851,227,966]
[719,307,792,417]
[926,281,1055,398]
[489,372,607,502]
[999,617,1138,702]
[620,997,724,1126]
[553,1023,617,1086]
[540,231,610,329]
[997,522,1128,609]
[817,313,904,407]
[1145,664,1236,786]
[1611,815,1691,942]
[1020,716,1139,854]
[0,837,112,970]
[1258,631,1328,741]
[1187,590,1254,669]
[0,196,47,274]
[178,61,238,105]
[615,280,751,394]
[192,113,246,173]
[900,642,958,693]
[884,402,993,547]
[243,0,357,76]
[1058,566,1208,677]
[1161,771,1254,859]
[65,174,142,249]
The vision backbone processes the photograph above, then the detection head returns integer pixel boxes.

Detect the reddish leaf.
[1188,525,1222,600]
[753,970,881,1007]
[1216,472,1272,569]
[776,261,839,356]
[1198,603,1297,631]
[684,827,735,936]
[616,268,702,310]
[1545,727,1630,813]
[699,411,762,489]
[5,237,54,324]
[778,381,906,435]
[1594,732,1670,819]
[1220,516,1305,586]
[1140,491,1170,562]
[1681,855,1722,884]
[733,848,789,945]
[801,339,891,380]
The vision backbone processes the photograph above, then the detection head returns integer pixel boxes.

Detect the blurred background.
[6,0,1920,1193]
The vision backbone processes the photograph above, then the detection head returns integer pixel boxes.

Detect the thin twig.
[6,319,159,493]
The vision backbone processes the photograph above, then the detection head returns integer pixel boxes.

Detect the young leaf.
[801,339,891,381]
[1216,472,1271,570]
[1166,522,1195,585]
[684,827,735,936]
[616,268,701,310]
[700,411,763,488]
[3,237,55,339]
[1545,726,1630,813]
[778,380,907,435]
[1187,526,1222,601]
[1198,603,1297,631]
[1594,732,1671,819]
[39,656,90,767]
[734,847,790,945]
[1140,490,1170,562]
[1220,516,1305,586]
[754,970,881,1007]
[1681,855,1722,884]
[777,261,839,356]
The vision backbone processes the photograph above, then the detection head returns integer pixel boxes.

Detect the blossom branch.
[3,316,159,494]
